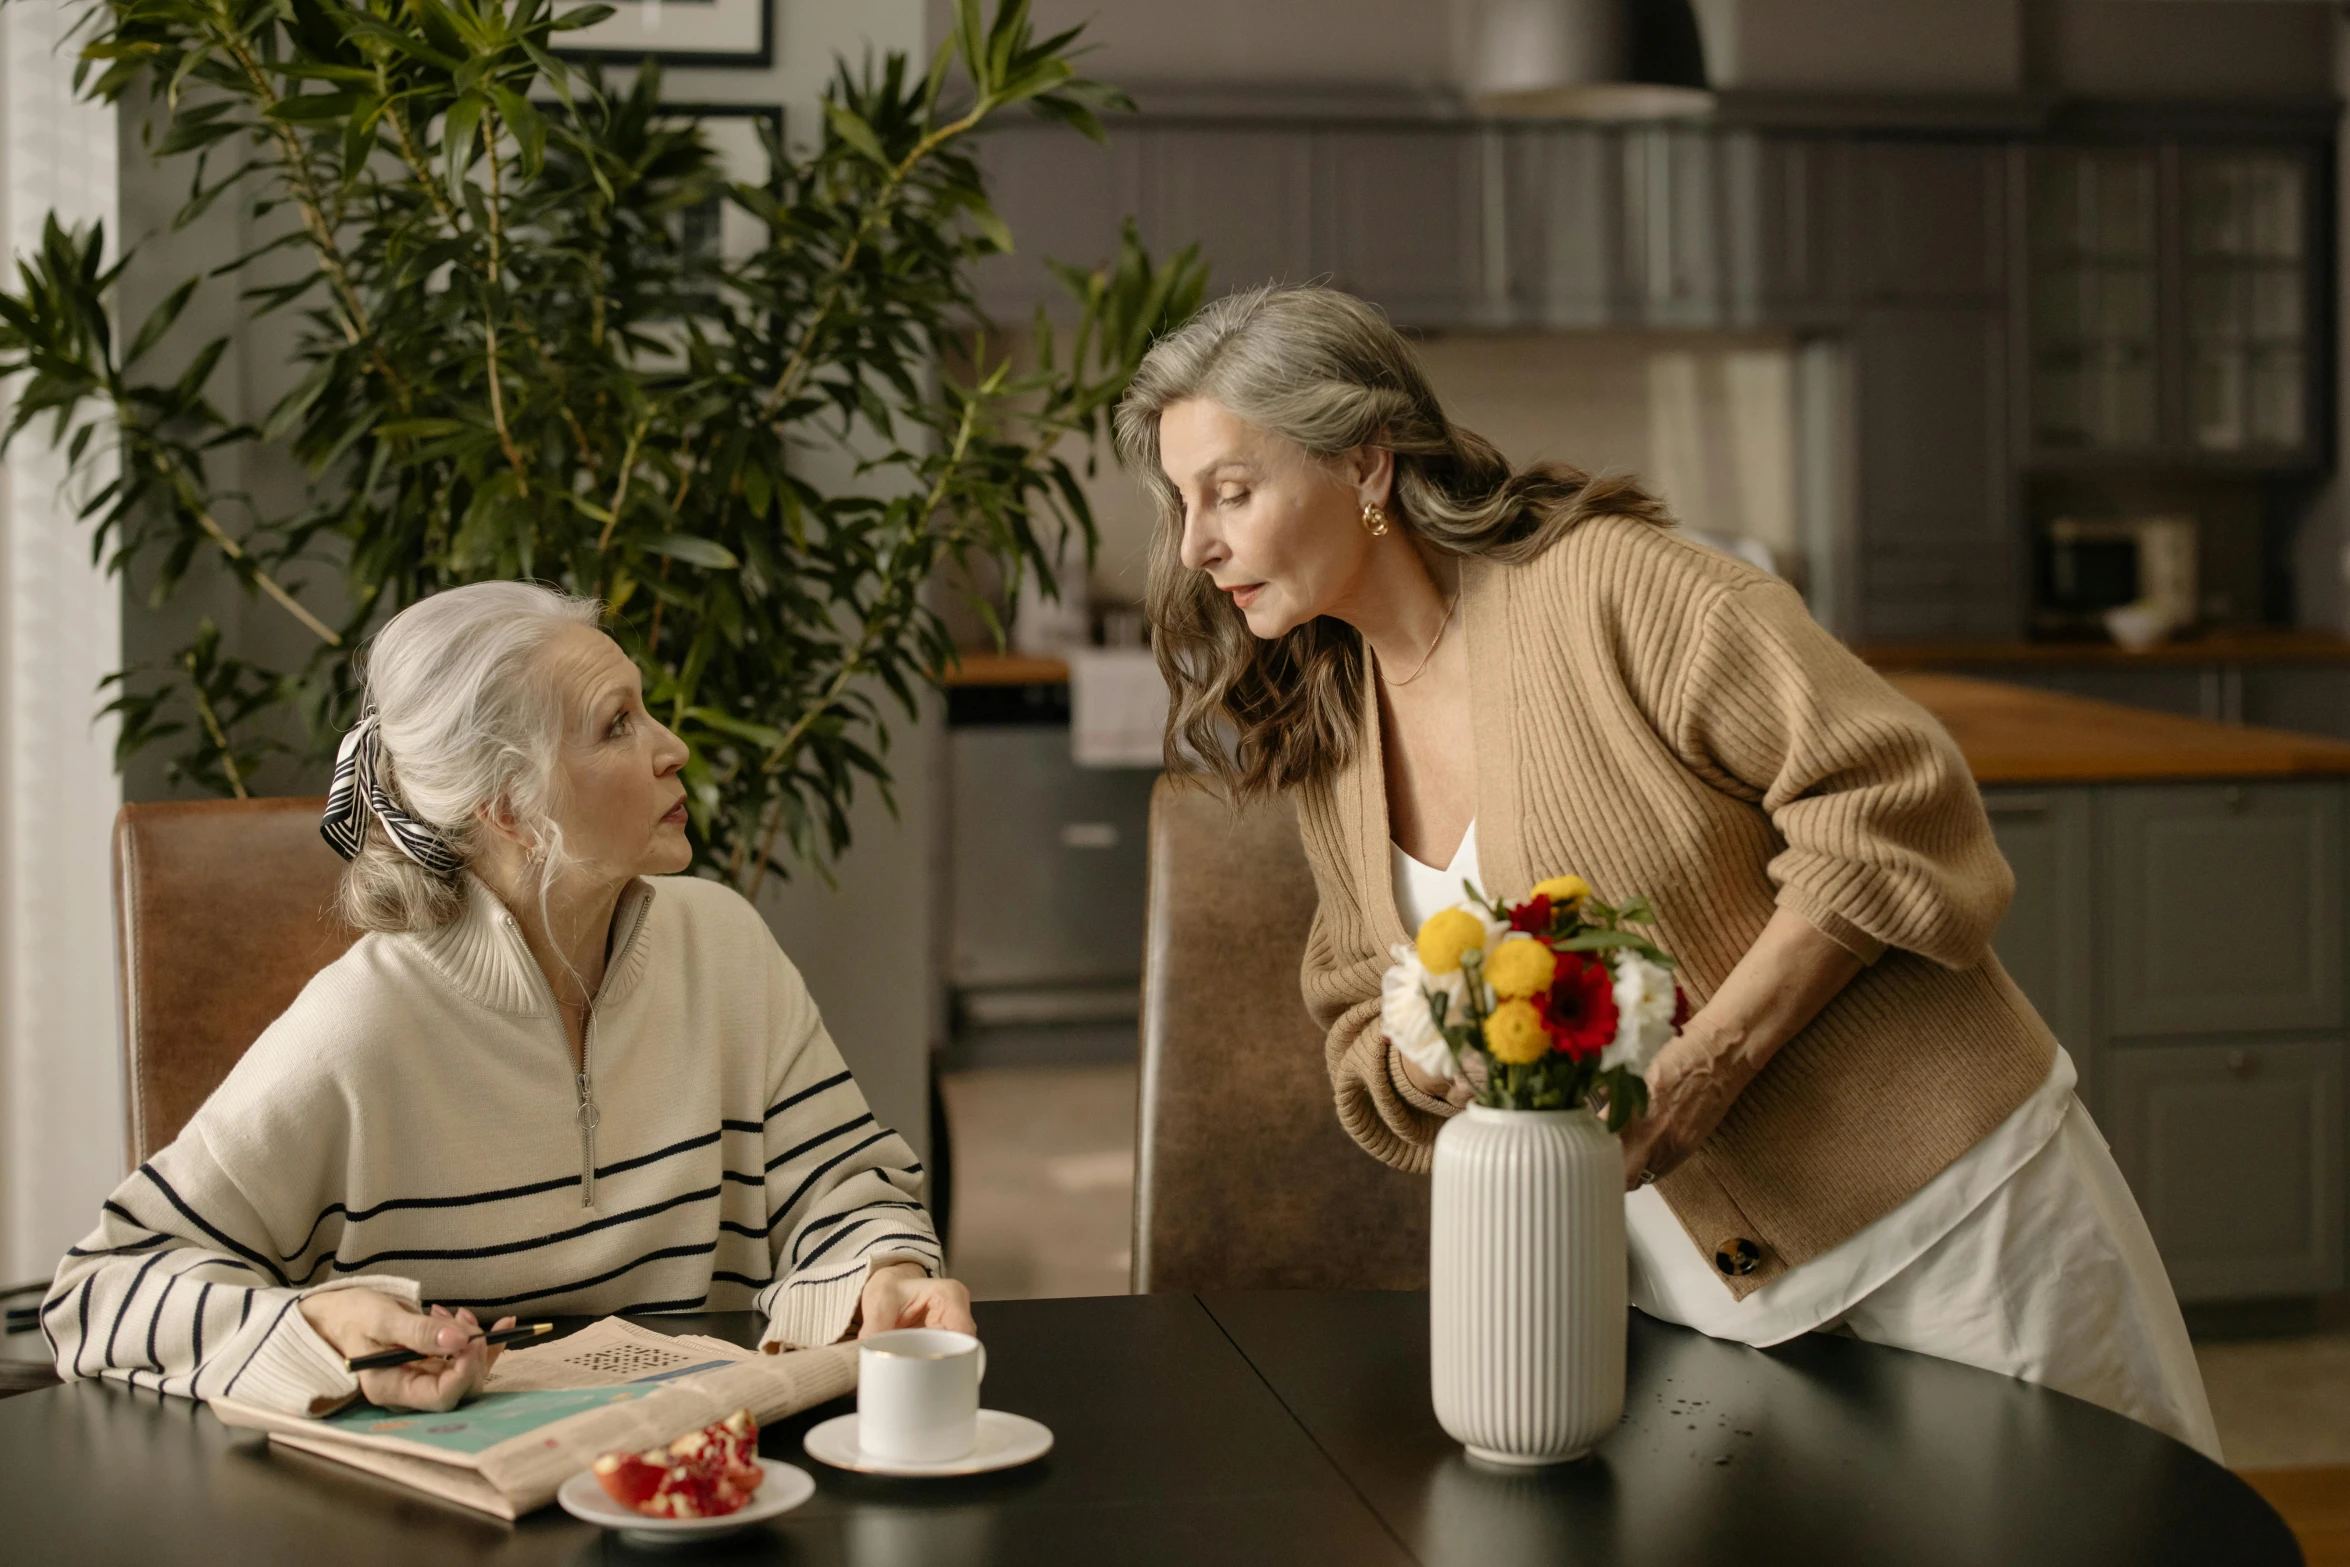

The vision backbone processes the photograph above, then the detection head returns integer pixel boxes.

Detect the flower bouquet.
[1383,874,1685,1124]
[1394,874,1687,1467]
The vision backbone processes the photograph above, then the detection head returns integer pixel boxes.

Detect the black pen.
[345,1320,554,1372]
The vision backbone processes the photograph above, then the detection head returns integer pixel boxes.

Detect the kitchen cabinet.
[1320,127,1489,326]
[1852,140,2007,302]
[1994,663,2208,718]
[970,122,1142,320]
[1493,123,1621,325]
[2243,665,2350,740]
[1984,786,2097,1105]
[946,725,1155,1003]
[1977,776,2349,1301]
[2108,1039,2344,1299]
[1719,132,1846,323]
[2102,782,2343,1038]
[1852,303,2017,641]
[1140,126,1315,298]
[2024,141,2325,466]
[1495,122,1731,328]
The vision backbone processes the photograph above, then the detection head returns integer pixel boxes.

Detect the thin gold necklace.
[1381,592,1459,687]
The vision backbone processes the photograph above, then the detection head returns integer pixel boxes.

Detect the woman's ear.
[1348,444,1395,510]
[474,794,534,856]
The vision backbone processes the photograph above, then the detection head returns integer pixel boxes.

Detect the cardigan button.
[1714,1236,1763,1277]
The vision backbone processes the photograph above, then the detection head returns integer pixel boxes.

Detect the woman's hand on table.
[299,1291,515,1411]
[856,1262,976,1338]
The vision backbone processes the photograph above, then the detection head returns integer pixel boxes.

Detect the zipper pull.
[575,1071,600,1209]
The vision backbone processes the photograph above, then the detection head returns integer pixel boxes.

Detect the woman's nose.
[1178,502,1222,574]
[652,720,688,775]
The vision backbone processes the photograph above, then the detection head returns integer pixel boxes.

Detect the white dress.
[1391,824,2223,1462]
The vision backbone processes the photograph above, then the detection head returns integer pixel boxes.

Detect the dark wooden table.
[0,1292,2298,1565]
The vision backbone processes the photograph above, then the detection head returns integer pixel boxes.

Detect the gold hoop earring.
[1360,502,1391,538]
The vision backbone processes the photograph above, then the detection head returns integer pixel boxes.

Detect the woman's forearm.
[1680,905,1866,1079]
[1622,905,1865,1185]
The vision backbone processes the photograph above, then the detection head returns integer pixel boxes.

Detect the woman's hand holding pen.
[299,1292,516,1412]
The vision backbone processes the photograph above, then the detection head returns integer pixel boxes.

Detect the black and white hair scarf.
[320,705,467,876]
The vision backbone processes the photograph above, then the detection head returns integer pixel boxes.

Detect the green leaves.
[29,0,1191,890]
[640,533,740,570]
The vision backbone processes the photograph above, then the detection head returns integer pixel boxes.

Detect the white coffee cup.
[857,1328,987,1464]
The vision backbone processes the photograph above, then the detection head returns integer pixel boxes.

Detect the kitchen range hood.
[1467,0,1714,120]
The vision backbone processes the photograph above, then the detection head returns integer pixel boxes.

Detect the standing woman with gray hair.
[43,581,968,1416]
[1118,283,2220,1458]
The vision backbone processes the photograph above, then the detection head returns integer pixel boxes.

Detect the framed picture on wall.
[555,0,772,68]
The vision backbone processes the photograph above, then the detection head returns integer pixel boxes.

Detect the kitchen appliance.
[2033,515,2199,640]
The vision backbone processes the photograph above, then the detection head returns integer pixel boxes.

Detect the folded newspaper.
[209,1318,858,1519]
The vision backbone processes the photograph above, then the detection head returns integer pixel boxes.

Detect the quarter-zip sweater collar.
[413,872,658,1017]
[418,875,660,1210]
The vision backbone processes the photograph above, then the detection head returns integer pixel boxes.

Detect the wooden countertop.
[1863,629,2350,669]
[1889,673,2350,783]
[944,654,2350,783]
[942,652,1077,686]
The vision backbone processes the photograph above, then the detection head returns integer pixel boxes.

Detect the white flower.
[1601,949,1678,1074]
[1383,941,1470,1083]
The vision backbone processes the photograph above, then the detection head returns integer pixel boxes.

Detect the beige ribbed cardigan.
[1296,515,2057,1298]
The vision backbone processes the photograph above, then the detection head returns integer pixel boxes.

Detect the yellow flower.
[1416,908,1488,975]
[1530,874,1591,909]
[1484,999,1551,1065]
[1485,938,1558,1001]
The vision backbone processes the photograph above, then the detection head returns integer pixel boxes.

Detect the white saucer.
[801,1410,1054,1477]
[557,1457,814,1546]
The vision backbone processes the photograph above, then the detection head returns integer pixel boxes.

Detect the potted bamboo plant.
[0,0,1203,893]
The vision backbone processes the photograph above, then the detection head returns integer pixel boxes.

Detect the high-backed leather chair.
[1134,778,1429,1292]
[113,797,358,1166]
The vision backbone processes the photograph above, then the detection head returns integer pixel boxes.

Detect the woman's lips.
[1226,583,1264,609]
[661,800,688,826]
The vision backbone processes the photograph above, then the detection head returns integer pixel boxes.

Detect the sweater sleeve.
[42,1132,421,1416]
[1300,810,1472,1175]
[1662,577,2014,969]
[750,944,940,1351]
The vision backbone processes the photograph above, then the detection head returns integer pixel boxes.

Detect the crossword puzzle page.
[483,1316,755,1394]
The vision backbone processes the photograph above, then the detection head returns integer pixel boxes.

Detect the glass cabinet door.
[2183,151,2309,454]
[2030,150,2159,450]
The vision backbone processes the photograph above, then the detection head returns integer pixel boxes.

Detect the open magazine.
[209,1318,857,1519]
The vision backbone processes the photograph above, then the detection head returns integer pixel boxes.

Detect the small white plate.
[801,1410,1054,1477]
[557,1456,814,1546]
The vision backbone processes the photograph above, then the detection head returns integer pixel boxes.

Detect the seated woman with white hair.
[42,581,970,1415]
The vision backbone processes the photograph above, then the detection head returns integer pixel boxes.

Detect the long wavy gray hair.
[1113,284,1671,798]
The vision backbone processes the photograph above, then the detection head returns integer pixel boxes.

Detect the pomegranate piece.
[593,1408,765,1519]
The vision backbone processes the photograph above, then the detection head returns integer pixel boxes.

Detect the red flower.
[1541,951,1618,1060]
[1507,894,1553,935]
[1672,985,1691,1029]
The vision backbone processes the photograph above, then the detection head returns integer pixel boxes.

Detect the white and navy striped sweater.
[43,871,939,1416]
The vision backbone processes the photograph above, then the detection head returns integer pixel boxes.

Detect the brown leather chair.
[113,797,359,1167]
[1133,778,1429,1292]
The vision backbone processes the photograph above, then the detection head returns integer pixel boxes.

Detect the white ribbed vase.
[1430,1105,1626,1465]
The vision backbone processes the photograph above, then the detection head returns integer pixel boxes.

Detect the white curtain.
[0,1,122,1285]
